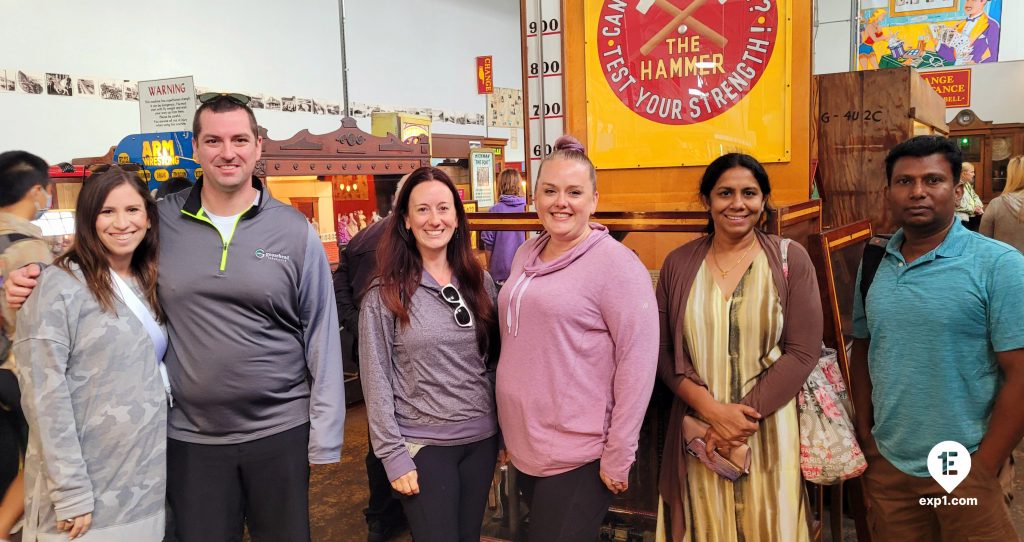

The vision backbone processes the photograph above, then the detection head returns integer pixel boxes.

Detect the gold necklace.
[711,237,757,278]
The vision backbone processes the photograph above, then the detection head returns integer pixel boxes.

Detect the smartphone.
[685,437,746,481]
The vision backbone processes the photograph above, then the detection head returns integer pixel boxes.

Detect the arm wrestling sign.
[585,0,792,168]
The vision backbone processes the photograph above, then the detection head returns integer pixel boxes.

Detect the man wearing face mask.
[0,150,54,542]
[0,150,53,345]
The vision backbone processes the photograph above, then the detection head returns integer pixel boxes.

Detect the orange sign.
[477,56,494,94]
[921,69,971,108]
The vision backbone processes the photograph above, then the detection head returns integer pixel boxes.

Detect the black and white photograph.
[99,79,123,100]
[296,98,312,113]
[75,77,96,97]
[431,108,445,121]
[349,101,367,117]
[0,69,14,92]
[311,99,326,115]
[265,95,281,110]
[326,102,340,115]
[17,71,43,94]
[123,80,138,101]
[46,73,72,96]
[281,96,297,112]
[471,113,485,126]
[249,93,264,109]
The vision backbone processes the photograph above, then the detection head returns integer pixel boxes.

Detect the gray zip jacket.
[158,177,344,463]
[15,265,166,540]
[359,272,498,481]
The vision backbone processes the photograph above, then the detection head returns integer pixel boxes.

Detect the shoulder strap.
[780,238,792,281]
[859,234,892,307]
[0,233,34,254]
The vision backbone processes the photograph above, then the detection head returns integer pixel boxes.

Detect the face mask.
[33,189,52,221]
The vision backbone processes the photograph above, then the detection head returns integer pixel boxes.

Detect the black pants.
[401,435,498,542]
[166,423,311,542]
[365,448,405,525]
[0,369,25,495]
[518,460,614,542]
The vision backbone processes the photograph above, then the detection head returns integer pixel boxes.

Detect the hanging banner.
[138,76,196,133]
[920,68,971,107]
[855,0,1002,71]
[585,0,792,168]
[477,56,494,94]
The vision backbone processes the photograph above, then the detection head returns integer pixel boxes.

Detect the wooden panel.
[468,202,819,270]
[432,134,508,160]
[909,69,950,134]
[816,68,949,234]
[54,182,82,210]
[466,211,708,232]
[816,70,907,233]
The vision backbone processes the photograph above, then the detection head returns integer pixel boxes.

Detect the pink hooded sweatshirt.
[495,224,658,481]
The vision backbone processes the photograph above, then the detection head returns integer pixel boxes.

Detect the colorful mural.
[856,0,1002,70]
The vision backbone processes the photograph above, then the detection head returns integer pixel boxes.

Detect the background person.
[359,166,499,542]
[15,167,167,541]
[496,136,658,542]
[979,155,1024,252]
[0,151,56,542]
[480,168,527,288]
[955,161,984,231]
[656,153,822,541]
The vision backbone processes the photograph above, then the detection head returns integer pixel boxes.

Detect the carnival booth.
[259,117,430,265]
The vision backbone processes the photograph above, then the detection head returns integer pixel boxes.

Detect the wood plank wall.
[815,68,947,233]
[561,0,813,268]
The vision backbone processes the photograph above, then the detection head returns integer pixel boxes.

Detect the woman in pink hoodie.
[495,136,658,541]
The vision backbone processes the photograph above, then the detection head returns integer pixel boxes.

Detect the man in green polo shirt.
[850,135,1024,541]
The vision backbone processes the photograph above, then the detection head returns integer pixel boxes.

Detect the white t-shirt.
[202,192,259,240]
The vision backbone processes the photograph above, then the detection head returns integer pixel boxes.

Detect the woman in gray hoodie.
[15,167,167,541]
[980,155,1024,252]
[360,166,499,542]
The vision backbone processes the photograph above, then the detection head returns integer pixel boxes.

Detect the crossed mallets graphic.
[636,0,729,56]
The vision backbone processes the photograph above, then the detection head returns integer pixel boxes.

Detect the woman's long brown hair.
[54,168,163,322]
[375,166,495,354]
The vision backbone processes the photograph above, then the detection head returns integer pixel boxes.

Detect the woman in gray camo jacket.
[14,166,166,541]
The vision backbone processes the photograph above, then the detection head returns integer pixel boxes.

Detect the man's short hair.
[884,135,963,185]
[192,96,259,138]
[0,150,50,207]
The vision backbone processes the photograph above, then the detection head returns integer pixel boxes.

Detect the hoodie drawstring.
[504,273,530,336]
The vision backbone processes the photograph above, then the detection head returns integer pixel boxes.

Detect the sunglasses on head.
[87,163,147,182]
[198,92,251,105]
[440,284,473,328]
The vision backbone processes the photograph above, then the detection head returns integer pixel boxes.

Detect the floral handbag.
[797,345,867,484]
[778,239,866,484]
